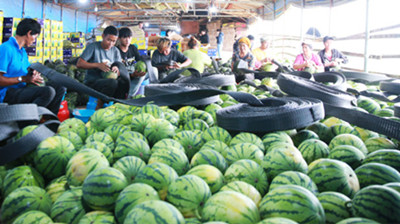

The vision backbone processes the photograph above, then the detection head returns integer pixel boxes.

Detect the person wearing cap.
[216,29,224,58]
[293,42,323,72]
[231,37,255,82]
[252,37,273,70]
[318,36,348,71]
[233,35,255,54]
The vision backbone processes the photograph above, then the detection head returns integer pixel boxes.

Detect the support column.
[364,0,370,72]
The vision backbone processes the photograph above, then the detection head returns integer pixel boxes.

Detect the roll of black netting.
[216,97,324,133]
[395,103,400,118]
[341,70,393,84]
[175,73,236,87]
[379,80,400,95]
[313,71,347,91]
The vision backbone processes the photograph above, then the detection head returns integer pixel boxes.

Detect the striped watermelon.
[151,138,185,152]
[205,103,222,120]
[200,140,230,158]
[116,130,148,145]
[292,130,319,147]
[317,192,352,224]
[85,132,114,152]
[374,108,394,117]
[78,211,115,224]
[202,191,260,224]
[230,132,264,153]
[177,105,197,124]
[114,183,160,224]
[362,149,400,171]
[322,117,348,127]
[331,123,354,136]
[185,218,202,224]
[350,126,379,142]
[225,159,269,196]
[187,164,224,193]
[226,143,264,165]
[364,137,398,153]
[113,156,146,184]
[119,114,134,126]
[12,125,39,163]
[185,109,214,126]
[352,185,400,223]
[164,108,180,126]
[191,149,228,173]
[66,148,110,186]
[34,136,77,179]
[123,200,184,224]
[262,132,293,152]
[259,185,325,223]
[144,119,176,145]
[58,131,83,150]
[148,147,190,175]
[82,167,128,211]
[130,113,156,134]
[357,97,381,114]
[336,217,380,224]
[104,124,131,141]
[140,104,165,119]
[0,186,52,224]
[114,137,151,163]
[384,182,400,193]
[257,217,298,224]
[183,119,209,132]
[355,163,400,188]
[84,141,113,164]
[173,130,204,159]
[45,175,68,203]
[13,211,53,224]
[220,181,262,207]
[298,139,330,164]
[90,108,118,131]
[269,171,318,195]
[308,159,359,198]
[328,145,366,169]
[166,175,211,218]
[306,122,333,143]
[202,127,232,145]
[112,107,132,123]
[262,144,308,180]
[58,118,87,141]
[50,188,86,224]
[134,162,178,200]
[2,165,44,197]
[329,134,368,155]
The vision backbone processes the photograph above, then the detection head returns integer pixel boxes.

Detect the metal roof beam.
[59,0,266,5]
[81,8,256,12]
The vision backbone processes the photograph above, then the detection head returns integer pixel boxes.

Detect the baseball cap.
[323,36,334,43]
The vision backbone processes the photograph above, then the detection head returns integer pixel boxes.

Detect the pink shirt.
[293,53,322,71]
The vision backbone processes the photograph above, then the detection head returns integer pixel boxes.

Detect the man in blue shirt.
[0,18,65,114]
[216,29,224,58]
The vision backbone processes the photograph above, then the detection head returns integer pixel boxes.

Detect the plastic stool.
[136,79,149,96]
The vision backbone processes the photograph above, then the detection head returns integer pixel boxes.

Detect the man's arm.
[77,58,110,72]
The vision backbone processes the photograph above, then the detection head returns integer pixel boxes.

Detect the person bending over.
[318,36,348,71]
[183,36,212,75]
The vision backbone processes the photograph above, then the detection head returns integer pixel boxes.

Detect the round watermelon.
[269,171,318,195]
[336,217,379,224]
[184,109,214,127]
[90,108,119,131]
[45,175,68,203]
[262,132,294,152]
[78,211,115,224]
[202,126,232,145]
[183,119,209,132]
[362,149,400,172]
[113,156,146,184]
[2,165,44,197]
[140,104,165,119]
[191,149,228,173]
[104,123,131,141]
[130,113,156,134]
[173,130,204,160]
[114,137,151,163]
[151,138,185,152]
[331,123,354,136]
[220,181,262,207]
[200,140,230,158]
[350,126,379,142]
[230,132,264,152]
[298,139,330,164]
[13,210,53,224]
[144,119,176,145]
[50,188,86,224]
[187,164,224,193]
[317,192,352,224]
[85,132,114,152]
[357,97,381,114]
[364,137,398,153]
[58,118,87,141]
[329,134,368,155]
[226,143,264,165]
[257,217,298,224]
[58,131,83,150]
[328,145,366,169]
[292,130,319,147]
[148,147,190,175]
[355,163,400,188]
[116,130,148,145]
[164,108,180,126]
[306,122,333,143]
[84,141,113,164]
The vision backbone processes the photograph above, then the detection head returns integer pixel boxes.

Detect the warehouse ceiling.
[55,0,355,26]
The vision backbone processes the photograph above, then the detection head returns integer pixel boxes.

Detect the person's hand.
[98,62,110,72]
[111,66,119,76]
[172,62,181,69]
[130,71,146,78]
[330,61,338,67]
[28,70,44,85]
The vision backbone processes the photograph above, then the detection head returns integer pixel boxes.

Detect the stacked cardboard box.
[2,17,21,43]
[0,11,3,44]
[51,20,64,61]
[221,23,237,52]
[26,19,45,64]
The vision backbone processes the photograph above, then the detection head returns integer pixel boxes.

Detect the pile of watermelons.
[1,73,400,224]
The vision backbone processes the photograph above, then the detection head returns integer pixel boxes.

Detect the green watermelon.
[322,117,348,127]
[226,143,264,165]
[331,123,354,136]
[329,134,368,155]
[384,182,400,193]
[317,192,352,224]
[2,165,44,197]
[184,110,214,127]
[202,126,232,145]
[58,118,87,141]
[202,191,260,224]
[374,108,394,117]
[262,132,293,152]
[260,62,274,72]
[364,137,398,153]
[113,156,146,184]
[328,145,365,169]
[130,113,156,134]
[177,106,197,124]
[50,188,86,224]
[166,175,211,218]
[1,186,52,224]
[355,163,400,188]
[116,130,148,145]
[362,149,400,172]
[82,167,128,211]
[134,162,178,200]
[84,141,113,164]
[13,211,53,224]
[114,137,151,163]
[191,149,228,173]
[183,119,209,131]
[45,175,68,203]
[336,217,379,224]
[114,183,160,224]
[230,132,264,152]
[151,138,185,152]
[225,159,269,196]
[350,126,379,142]
[66,148,110,186]
[185,218,202,224]
[269,171,318,195]
[123,200,185,224]
[104,123,131,141]
[259,185,325,223]
[308,159,359,198]
[298,139,330,164]
[357,97,381,114]
[58,131,83,150]
[141,104,165,119]
[220,181,262,207]
[262,144,308,179]
[102,71,118,79]
[306,122,333,143]
[85,131,115,151]
[257,217,298,224]
[79,211,115,224]
[200,140,230,158]
[148,147,190,175]
[144,119,176,145]
[351,185,400,223]
[292,130,319,147]
[34,136,77,179]
[173,130,204,160]
[90,108,118,131]
[187,164,224,193]
[164,108,180,126]
[135,60,147,72]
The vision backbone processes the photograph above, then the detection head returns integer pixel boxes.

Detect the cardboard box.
[44,20,51,30]
[147,36,161,47]
[70,32,83,38]
[44,48,50,58]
